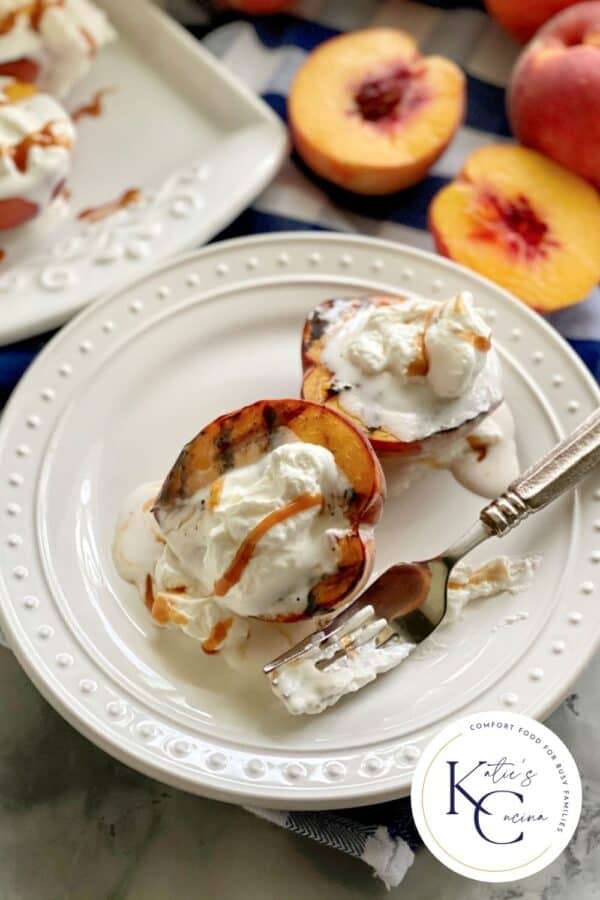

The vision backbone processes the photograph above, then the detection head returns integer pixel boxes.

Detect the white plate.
[0,0,287,346]
[0,233,598,810]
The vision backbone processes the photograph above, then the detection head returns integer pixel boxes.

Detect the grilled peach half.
[154,399,385,621]
[301,296,502,456]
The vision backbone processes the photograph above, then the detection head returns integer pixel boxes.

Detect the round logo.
[411,711,582,882]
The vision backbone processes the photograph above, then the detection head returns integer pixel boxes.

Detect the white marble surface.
[0,645,598,899]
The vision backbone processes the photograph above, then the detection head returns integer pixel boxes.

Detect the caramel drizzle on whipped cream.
[2,119,72,173]
[213,493,324,597]
[208,477,224,510]
[0,0,65,36]
[144,575,188,627]
[406,303,491,379]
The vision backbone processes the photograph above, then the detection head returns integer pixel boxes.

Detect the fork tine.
[263,604,377,674]
[317,616,389,670]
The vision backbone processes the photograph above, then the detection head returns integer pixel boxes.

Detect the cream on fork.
[265,408,600,711]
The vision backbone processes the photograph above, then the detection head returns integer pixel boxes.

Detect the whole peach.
[508,1,600,186]
[484,0,581,42]
[221,0,291,13]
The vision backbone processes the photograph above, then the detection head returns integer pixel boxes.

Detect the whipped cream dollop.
[113,441,355,654]
[0,0,116,98]
[320,292,502,443]
[0,78,74,209]
[270,554,541,715]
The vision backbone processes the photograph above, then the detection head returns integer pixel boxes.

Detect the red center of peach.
[471,191,559,260]
[353,63,426,124]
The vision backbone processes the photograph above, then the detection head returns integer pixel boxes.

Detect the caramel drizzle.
[0,0,64,36]
[213,493,323,597]
[202,617,234,655]
[2,120,72,173]
[459,331,491,352]
[144,573,154,611]
[466,434,488,462]
[71,87,114,122]
[80,26,97,55]
[407,311,491,378]
[208,477,224,511]
[77,188,141,223]
[406,308,435,377]
[144,575,187,625]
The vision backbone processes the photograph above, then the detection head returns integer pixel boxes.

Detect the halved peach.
[301,296,501,456]
[429,144,600,310]
[154,399,385,620]
[288,28,465,195]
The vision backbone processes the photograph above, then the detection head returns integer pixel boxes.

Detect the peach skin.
[429,145,600,311]
[484,0,580,43]
[508,1,600,186]
[221,0,291,12]
[288,28,465,195]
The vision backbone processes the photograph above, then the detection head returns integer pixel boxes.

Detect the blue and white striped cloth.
[1,0,598,887]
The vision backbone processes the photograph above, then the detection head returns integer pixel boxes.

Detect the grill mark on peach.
[213,494,323,597]
[201,617,234,654]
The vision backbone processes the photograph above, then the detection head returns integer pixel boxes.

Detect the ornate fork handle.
[481,407,600,537]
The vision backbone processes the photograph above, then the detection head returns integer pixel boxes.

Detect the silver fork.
[264,407,600,678]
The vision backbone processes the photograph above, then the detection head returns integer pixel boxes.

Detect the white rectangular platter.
[0,0,288,345]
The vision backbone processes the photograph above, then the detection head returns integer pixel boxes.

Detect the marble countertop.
[0,646,598,899]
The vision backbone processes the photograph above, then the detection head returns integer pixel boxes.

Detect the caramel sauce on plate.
[213,493,323,597]
[466,434,489,462]
[71,87,114,123]
[77,188,141,223]
[202,617,234,655]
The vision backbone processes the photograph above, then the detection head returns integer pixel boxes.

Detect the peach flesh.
[470,191,559,261]
[288,29,465,195]
[429,145,600,310]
